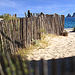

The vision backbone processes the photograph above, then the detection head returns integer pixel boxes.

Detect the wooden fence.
[0,13,64,53]
[0,51,75,75]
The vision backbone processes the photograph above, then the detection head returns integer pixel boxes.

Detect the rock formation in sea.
[66,13,71,17]
[72,13,75,17]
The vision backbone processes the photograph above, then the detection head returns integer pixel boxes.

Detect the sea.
[65,17,75,28]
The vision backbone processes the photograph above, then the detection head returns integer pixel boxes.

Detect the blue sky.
[0,0,75,17]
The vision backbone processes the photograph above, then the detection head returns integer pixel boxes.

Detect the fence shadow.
[70,31,75,33]
[30,56,75,75]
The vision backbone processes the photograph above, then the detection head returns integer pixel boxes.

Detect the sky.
[0,0,75,17]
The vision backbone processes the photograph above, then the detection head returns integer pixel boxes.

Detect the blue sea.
[65,17,75,28]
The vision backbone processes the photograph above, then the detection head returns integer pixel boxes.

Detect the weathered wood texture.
[0,51,75,75]
[0,14,64,53]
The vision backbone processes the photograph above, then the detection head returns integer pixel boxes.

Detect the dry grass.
[15,33,57,58]
[15,45,37,57]
[47,34,57,38]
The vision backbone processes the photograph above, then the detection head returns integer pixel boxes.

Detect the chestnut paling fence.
[0,49,75,75]
[0,14,64,53]
[0,13,75,75]
[0,37,75,75]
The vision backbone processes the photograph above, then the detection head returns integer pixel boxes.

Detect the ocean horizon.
[65,17,75,28]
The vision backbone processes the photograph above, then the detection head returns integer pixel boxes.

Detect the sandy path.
[26,28,75,60]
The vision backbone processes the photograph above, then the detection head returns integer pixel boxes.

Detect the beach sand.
[26,28,75,60]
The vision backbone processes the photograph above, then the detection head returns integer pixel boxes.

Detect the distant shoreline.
[64,28,74,33]
[64,28,73,29]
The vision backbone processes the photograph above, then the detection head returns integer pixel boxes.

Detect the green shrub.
[0,15,3,18]
[73,27,75,32]
[62,30,68,36]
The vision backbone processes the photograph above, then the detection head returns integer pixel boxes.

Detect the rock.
[66,13,71,17]
[72,12,75,17]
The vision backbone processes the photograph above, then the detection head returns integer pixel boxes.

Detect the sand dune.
[26,28,75,60]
